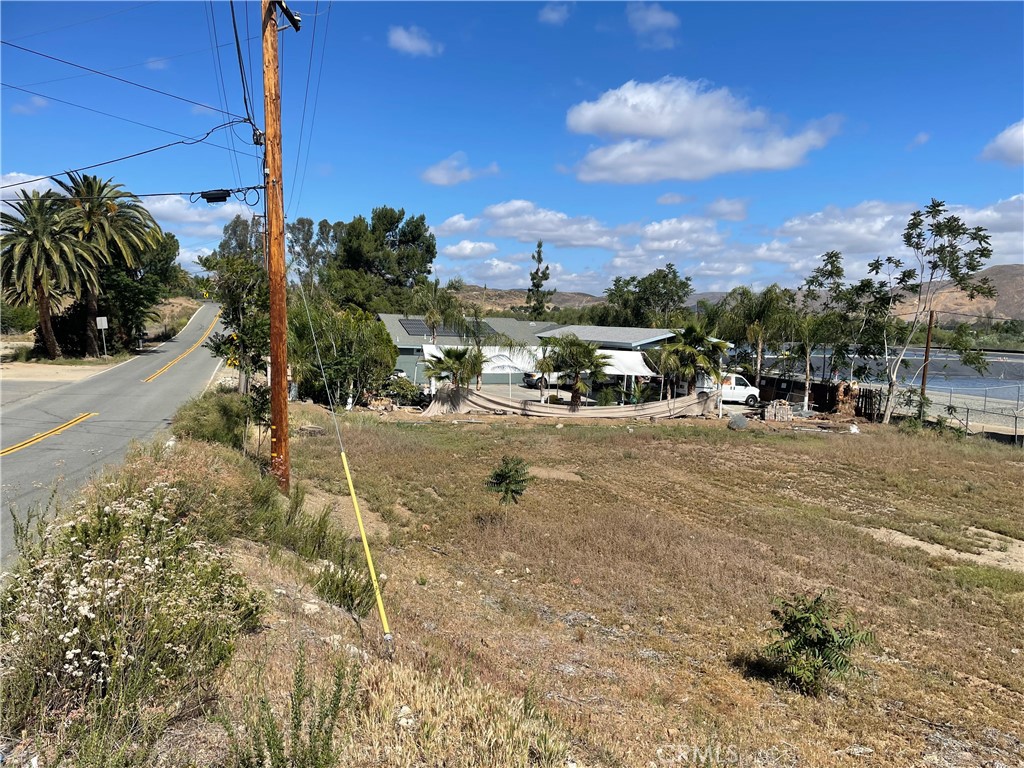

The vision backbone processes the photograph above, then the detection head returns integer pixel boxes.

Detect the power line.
[0,39,246,120]
[286,0,319,219]
[2,184,263,203]
[289,1,333,218]
[19,36,260,90]
[1,82,261,161]
[0,120,249,190]
[229,0,256,126]
[8,3,156,42]
[204,1,244,190]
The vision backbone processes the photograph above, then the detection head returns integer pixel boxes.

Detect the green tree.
[487,455,531,506]
[723,284,795,385]
[321,206,437,311]
[651,320,729,398]
[605,264,693,327]
[53,172,161,357]
[542,333,610,410]
[410,278,464,344]
[424,346,473,390]
[200,216,269,394]
[0,190,100,359]
[524,240,555,320]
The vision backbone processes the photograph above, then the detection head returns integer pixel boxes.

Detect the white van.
[696,372,761,406]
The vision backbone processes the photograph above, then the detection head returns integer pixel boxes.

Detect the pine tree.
[524,240,555,320]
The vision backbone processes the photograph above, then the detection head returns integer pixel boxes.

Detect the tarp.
[421,344,656,378]
[421,344,538,374]
[603,349,657,377]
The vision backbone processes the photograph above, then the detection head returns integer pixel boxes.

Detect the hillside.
[456,263,1024,323]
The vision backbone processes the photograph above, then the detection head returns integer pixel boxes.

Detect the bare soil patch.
[302,484,389,541]
[530,466,583,482]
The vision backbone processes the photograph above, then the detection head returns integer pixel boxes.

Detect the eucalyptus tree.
[542,334,610,410]
[53,172,161,357]
[0,190,100,359]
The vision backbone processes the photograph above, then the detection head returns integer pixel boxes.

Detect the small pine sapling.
[486,455,531,507]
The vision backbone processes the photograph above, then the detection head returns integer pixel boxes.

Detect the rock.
[555,423,564,429]
[297,424,326,436]
[727,413,748,431]
[301,602,321,616]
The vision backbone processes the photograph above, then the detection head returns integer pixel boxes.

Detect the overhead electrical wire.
[20,35,261,90]
[229,0,257,126]
[288,1,333,218]
[9,2,156,42]
[285,0,319,218]
[2,184,262,204]
[0,120,250,190]
[0,39,246,120]
[204,1,244,190]
[0,83,261,161]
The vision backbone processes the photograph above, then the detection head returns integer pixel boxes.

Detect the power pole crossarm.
[263,0,290,492]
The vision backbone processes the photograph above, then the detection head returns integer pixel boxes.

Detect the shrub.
[596,388,617,407]
[1,300,38,334]
[172,388,248,449]
[763,589,875,696]
[379,376,422,405]
[226,647,358,768]
[0,484,264,750]
[486,455,531,506]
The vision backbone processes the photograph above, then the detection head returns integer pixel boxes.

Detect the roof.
[536,324,676,350]
[480,317,560,344]
[378,313,559,349]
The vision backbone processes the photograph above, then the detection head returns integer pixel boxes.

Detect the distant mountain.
[916,264,1024,324]
[455,264,1024,323]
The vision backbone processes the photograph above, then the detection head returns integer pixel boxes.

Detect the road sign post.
[96,316,108,357]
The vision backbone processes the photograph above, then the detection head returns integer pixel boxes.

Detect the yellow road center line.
[143,311,221,383]
[0,412,98,457]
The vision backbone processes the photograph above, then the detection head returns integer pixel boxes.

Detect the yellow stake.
[341,450,391,639]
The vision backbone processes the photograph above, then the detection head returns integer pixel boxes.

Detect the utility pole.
[262,0,299,492]
[920,309,936,419]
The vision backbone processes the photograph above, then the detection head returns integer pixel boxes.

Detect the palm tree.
[410,278,463,344]
[726,284,794,386]
[790,311,830,411]
[53,172,161,357]
[667,321,730,394]
[1,190,100,359]
[424,346,472,390]
[542,334,610,410]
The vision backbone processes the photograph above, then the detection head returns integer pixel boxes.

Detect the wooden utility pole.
[920,309,936,418]
[263,0,291,492]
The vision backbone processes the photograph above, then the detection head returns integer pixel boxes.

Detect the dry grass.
[281,404,1024,767]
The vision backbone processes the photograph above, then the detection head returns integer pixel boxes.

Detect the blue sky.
[2,1,1022,295]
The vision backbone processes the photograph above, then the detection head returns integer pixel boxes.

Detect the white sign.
[96,317,108,330]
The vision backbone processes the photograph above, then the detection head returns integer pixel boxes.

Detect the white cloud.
[434,213,481,236]
[421,152,499,186]
[145,57,169,71]
[640,216,725,254]
[10,95,49,115]
[482,199,621,250]
[908,132,930,150]
[144,195,252,240]
[538,2,570,26]
[981,119,1024,166]
[442,240,499,259]
[566,77,840,183]
[656,192,688,205]
[0,172,55,200]
[705,198,747,221]
[388,25,443,57]
[626,2,680,49]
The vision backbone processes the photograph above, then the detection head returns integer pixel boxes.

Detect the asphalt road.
[0,302,224,567]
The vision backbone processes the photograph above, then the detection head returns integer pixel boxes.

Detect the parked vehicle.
[389,368,408,380]
[696,372,761,406]
[523,372,559,389]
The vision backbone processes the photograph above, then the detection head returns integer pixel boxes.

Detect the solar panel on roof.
[398,318,496,339]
